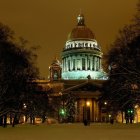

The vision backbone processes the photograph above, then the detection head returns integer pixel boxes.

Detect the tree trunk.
[3,114,7,128]
[0,116,3,126]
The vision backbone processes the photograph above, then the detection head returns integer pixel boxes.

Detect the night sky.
[0,0,138,78]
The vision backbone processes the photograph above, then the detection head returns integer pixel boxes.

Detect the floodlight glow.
[135,105,139,109]
[86,101,90,106]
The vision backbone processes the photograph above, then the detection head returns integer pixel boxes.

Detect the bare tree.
[0,22,39,127]
[102,0,140,123]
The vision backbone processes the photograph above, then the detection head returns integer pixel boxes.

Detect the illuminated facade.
[32,14,140,123]
[27,15,140,124]
[61,14,107,80]
[47,14,107,122]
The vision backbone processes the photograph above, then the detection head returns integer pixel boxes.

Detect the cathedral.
[48,14,108,122]
[50,14,107,81]
[35,14,140,124]
[42,14,140,124]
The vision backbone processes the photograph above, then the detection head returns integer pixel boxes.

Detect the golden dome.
[68,14,95,40]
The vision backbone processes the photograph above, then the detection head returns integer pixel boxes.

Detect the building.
[22,15,140,124]
[49,14,108,122]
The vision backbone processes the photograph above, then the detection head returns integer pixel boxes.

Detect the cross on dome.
[77,13,85,26]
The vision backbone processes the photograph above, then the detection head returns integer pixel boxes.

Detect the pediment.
[63,80,102,93]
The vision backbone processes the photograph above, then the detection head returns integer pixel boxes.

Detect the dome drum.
[61,14,107,80]
[63,47,101,54]
[64,40,100,51]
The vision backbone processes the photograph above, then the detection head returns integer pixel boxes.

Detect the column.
[71,56,73,71]
[97,57,99,70]
[94,57,96,71]
[96,57,99,71]
[75,57,77,71]
[92,99,95,122]
[83,99,87,121]
[85,55,87,70]
[66,57,68,71]
[96,101,100,122]
[80,57,82,70]
[99,57,102,70]
[90,56,92,70]
[87,55,90,70]
[63,58,65,72]
[92,56,94,70]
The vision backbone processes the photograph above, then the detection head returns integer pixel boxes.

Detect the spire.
[77,13,85,26]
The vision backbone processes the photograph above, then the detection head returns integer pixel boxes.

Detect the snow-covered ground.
[0,123,140,140]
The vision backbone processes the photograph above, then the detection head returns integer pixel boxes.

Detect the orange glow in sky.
[0,0,138,78]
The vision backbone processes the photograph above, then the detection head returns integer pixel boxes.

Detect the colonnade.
[75,98,100,122]
[62,54,101,72]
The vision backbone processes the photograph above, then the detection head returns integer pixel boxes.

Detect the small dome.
[51,57,61,66]
[68,14,95,40]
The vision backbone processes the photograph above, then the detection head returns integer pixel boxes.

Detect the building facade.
[49,14,107,122]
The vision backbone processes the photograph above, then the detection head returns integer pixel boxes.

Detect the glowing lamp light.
[127,109,134,114]
[59,108,66,116]
[23,103,27,109]
[86,101,90,106]
[61,109,65,115]
[104,101,107,105]
[135,105,139,109]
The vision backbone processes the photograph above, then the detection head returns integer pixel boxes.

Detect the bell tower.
[49,57,62,81]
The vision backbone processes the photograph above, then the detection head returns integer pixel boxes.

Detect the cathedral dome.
[61,14,107,80]
[68,26,95,40]
[68,14,95,41]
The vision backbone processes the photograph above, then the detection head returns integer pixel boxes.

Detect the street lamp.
[23,103,27,109]
[104,101,107,105]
